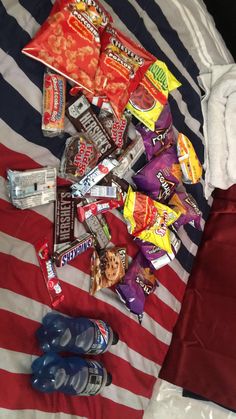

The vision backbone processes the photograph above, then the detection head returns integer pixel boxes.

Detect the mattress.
[0,1,233,418]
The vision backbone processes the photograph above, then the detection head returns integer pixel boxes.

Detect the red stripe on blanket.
[0,371,144,419]
[0,309,155,398]
[0,253,168,367]
[0,144,42,178]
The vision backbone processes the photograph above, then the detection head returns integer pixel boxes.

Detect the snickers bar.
[52,233,94,267]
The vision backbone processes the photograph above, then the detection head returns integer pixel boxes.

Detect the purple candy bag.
[135,230,181,270]
[136,103,174,161]
[116,252,158,323]
[168,191,202,230]
[133,146,181,203]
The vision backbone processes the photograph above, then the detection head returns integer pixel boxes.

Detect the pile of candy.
[7,0,203,323]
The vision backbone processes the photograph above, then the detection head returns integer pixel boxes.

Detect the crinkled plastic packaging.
[126,59,181,131]
[123,187,179,253]
[168,191,202,230]
[136,230,181,270]
[22,0,112,91]
[7,167,57,209]
[60,133,99,181]
[90,247,128,294]
[136,102,174,161]
[94,24,156,118]
[133,147,181,202]
[177,133,202,184]
[116,252,158,323]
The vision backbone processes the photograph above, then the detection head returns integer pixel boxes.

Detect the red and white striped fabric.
[0,0,232,417]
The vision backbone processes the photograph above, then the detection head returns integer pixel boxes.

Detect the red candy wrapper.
[77,194,123,221]
[22,0,112,91]
[94,25,156,118]
[35,238,64,307]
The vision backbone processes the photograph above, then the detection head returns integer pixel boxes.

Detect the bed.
[0,1,233,418]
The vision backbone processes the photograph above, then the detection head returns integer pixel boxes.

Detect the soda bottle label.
[78,360,105,395]
[87,319,110,354]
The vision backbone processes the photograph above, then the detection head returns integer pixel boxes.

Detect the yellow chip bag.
[126,60,181,131]
[123,187,179,253]
[177,133,203,184]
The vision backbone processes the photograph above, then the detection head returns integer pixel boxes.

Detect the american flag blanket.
[0,1,233,418]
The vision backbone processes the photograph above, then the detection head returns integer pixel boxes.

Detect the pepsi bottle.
[37,312,119,355]
[31,352,112,396]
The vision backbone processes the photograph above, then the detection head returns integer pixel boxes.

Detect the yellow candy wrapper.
[123,187,180,253]
[177,133,203,184]
[126,60,181,131]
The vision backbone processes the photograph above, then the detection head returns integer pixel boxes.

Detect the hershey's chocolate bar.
[66,94,117,158]
[54,185,75,252]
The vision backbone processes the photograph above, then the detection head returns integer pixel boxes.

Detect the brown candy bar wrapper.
[98,109,131,152]
[52,233,94,267]
[66,93,117,159]
[54,185,75,252]
[90,247,128,294]
[101,173,130,202]
[60,133,99,181]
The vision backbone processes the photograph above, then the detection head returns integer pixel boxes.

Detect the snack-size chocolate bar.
[83,214,110,250]
[66,93,117,158]
[52,233,94,267]
[71,158,118,198]
[54,185,75,252]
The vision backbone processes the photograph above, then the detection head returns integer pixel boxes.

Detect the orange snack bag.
[94,25,156,118]
[22,0,113,92]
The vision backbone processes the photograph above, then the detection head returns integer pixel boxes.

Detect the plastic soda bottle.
[36,312,119,355]
[31,352,112,396]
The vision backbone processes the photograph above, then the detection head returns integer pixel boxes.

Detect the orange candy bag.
[94,25,156,118]
[22,0,113,92]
